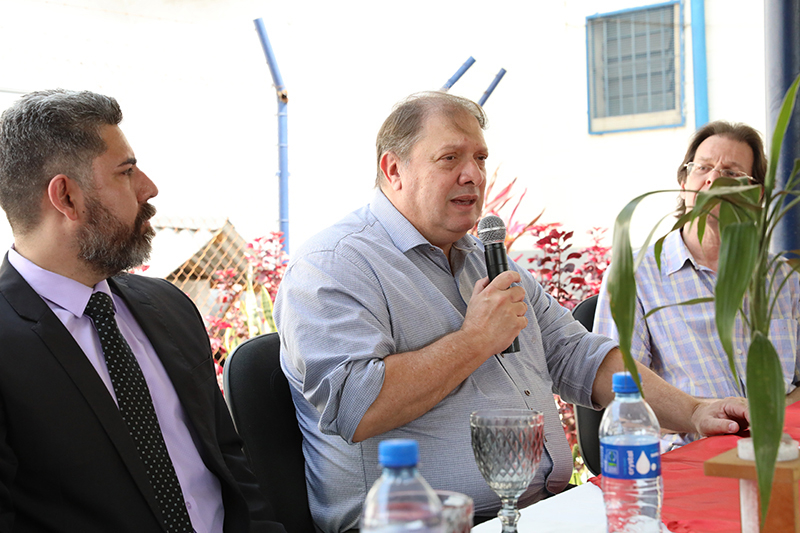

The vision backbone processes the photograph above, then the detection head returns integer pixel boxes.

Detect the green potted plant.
[607,72,800,525]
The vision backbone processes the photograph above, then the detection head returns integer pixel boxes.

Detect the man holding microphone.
[274,91,749,533]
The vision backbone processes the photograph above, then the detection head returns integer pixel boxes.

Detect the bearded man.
[0,89,286,533]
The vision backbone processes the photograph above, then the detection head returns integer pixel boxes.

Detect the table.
[471,482,669,532]
[473,402,800,532]
[656,401,800,532]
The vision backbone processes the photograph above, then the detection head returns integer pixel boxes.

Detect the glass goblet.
[470,409,544,533]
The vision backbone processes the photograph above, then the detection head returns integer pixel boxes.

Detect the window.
[587,2,683,134]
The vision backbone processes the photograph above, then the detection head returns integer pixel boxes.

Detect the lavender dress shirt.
[8,248,224,532]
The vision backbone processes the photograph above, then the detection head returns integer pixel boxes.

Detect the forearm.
[592,348,702,433]
[350,271,527,442]
[593,348,748,436]
[352,329,491,442]
[787,386,800,405]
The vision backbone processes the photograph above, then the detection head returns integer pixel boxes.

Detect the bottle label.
[600,441,661,480]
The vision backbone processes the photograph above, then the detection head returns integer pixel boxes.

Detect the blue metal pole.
[254,18,290,253]
[690,0,709,128]
[478,68,507,106]
[765,0,800,256]
[276,100,289,252]
[441,56,476,91]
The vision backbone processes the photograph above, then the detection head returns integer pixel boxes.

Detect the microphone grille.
[477,215,506,245]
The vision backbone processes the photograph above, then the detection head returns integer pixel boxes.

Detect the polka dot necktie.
[84,291,193,532]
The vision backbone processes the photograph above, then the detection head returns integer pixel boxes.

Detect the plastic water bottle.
[600,372,663,533]
[360,439,443,532]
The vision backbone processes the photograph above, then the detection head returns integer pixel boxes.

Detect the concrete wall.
[0,0,767,255]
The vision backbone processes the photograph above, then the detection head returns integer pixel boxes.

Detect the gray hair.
[676,120,767,216]
[375,91,487,188]
[0,89,122,233]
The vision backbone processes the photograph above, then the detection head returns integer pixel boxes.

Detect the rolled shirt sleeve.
[277,248,392,443]
[274,190,620,531]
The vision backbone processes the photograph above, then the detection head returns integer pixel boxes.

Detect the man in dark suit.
[0,89,287,532]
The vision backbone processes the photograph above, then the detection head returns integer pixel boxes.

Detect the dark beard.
[77,197,156,279]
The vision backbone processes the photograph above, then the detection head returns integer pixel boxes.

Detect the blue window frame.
[587,2,684,134]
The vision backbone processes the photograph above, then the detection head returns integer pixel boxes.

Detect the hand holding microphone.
[477,215,521,354]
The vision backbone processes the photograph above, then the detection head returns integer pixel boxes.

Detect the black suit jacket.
[0,256,287,533]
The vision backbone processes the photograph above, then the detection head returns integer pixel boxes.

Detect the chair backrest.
[571,294,604,476]
[223,332,316,533]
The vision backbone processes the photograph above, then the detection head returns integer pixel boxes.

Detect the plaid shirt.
[595,230,800,447]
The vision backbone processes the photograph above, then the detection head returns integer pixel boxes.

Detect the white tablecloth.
[471,482,669,532]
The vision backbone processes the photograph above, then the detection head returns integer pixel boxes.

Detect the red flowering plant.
[473,170,610,483]
[528,224,610,483]
[206,268,248,360]
[206,232,288,368]
[247,234,288,302]
[527,224,610,310]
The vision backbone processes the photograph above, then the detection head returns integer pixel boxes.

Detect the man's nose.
[137,169,159,201]
[706,168,723,183]
[459,158,485,185]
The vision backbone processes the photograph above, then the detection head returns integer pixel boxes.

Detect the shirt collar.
[7,247,113,317]
[663,230,707,275]
[368,189,478,255]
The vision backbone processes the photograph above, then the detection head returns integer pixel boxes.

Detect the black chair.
[223,332,316,533]
[571,294,604,476]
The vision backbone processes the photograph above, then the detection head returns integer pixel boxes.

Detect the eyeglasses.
[684,161,750,179]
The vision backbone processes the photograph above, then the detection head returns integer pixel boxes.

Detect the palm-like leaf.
[715,222,759,374]
[608,192,651,391]
[607,72,800,528]
[747,332,786,522]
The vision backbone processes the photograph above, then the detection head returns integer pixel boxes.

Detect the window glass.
[587,2,683,134]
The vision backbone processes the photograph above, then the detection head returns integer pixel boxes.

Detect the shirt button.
[186,502,192,510]
[524,390,531,396]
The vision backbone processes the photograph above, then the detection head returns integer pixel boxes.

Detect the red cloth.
[589,402,800,533]
[660,434,741,532]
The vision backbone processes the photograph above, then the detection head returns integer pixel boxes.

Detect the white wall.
[0,0,767,256]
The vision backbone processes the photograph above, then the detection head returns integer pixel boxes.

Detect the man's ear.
[379,152,403,192]
[678,179,687,200]
[47,175,83,221]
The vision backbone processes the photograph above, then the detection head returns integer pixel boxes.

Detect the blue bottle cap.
[612,372,641,394]
[378,439,419,468]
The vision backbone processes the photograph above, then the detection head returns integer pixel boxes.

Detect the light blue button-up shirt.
[274,190,617,532]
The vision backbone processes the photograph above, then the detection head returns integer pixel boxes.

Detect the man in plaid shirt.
[595,120,800,449]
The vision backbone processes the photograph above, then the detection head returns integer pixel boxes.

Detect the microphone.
[477,215,520,353]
